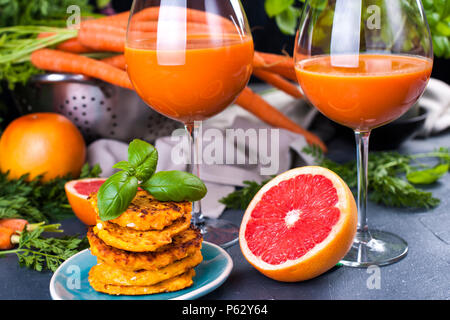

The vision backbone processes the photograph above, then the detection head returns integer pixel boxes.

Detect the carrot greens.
[0,222,89,272]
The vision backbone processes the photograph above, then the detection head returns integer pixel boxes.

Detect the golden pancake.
[93,214,191,252]
[88,226,202,271]
[90,250,202,286]
[89,269,195,296]
[89,190,191,231]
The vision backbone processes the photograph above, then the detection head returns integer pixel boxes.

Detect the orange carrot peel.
[236,87,327,152]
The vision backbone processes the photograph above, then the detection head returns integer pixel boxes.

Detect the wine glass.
[294,0,433,266]
[125,0,254,248]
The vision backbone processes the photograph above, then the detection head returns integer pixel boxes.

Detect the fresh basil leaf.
[141,171,207,202]
[128,139,158,181]
[275,6,301,35]
[265,0,295,17]
[113,161,133,171]
[97,171,138,221]
[407,163,449,185]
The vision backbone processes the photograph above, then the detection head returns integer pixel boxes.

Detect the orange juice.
[125,35,254,123]
[295,54,433,130]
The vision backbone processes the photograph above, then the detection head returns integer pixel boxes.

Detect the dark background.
[107,0,448,83]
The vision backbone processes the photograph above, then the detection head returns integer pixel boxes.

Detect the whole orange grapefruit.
[0,113,86,182]
[240,166,357,282]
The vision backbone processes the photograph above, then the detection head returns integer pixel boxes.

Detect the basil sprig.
[141,171,208,202]
[97,139,207,221]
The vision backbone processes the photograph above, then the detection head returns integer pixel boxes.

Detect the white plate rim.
[49,241,233,300]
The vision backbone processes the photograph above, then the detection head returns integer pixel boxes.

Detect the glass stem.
[355,130,371,241]
[185,122,205,226]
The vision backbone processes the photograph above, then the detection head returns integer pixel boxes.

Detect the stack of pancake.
[86,190,203,296]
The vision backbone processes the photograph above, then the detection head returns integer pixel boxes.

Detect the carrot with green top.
[38,33,93,53]
[31,49,133,90]
[0,227,18,250]
[0,219,28,233]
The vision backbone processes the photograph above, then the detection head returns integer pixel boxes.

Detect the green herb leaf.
[96,0,111,9]
[113,161,133,172]
[275,6,301,35]
[0,163,101,223]
[97,171,138,221]
[407,163,449,185]
[79,163,102,179]
[0,222,89,272]
[141,171,207,202]
[221,147,449,211]
[219,179,272,210]
[128,139,158,181]
[265,0,295,17]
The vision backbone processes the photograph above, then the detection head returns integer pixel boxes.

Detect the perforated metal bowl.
[12,73,181,143]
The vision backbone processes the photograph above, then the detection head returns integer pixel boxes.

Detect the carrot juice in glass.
[125,1,254,248]
[126,34,253,123]
[296,54,432,131]
[295,0,433,266]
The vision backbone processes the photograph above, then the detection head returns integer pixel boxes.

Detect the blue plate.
[50,241,233,300]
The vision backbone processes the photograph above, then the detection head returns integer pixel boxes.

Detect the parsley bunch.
[0,222,88,272]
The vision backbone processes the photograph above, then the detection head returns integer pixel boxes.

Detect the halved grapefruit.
[240,166,357,282]
[65,178,106,226]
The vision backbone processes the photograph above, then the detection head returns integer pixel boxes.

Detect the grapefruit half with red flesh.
[65,178,106,225]
[240,166,357,282]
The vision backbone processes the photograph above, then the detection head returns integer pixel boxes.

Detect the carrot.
[0,226,16,250]
[80,8,234,31]
[252,69,303,99]
[94,11,130,23]
[31,49,133,90]
[253,52,297,82]
[128,21,225,34]
[133,6,235,28]
[102,54,126,70]
[77,23,127,52]
[38,33,93,54]
[236,87,327,152]
[0,219,28,233]
[56,38,93,54]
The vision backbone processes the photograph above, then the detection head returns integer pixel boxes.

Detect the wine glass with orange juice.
[125,0,254,247]
[294,0,433,266]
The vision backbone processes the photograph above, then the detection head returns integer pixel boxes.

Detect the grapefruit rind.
[65,178,106,226]
[239,166,357,282]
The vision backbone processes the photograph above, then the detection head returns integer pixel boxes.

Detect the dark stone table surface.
[1,131,449,300]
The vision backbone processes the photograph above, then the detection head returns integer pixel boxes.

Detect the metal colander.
[12,73,181,143]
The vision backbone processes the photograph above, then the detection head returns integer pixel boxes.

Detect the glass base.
[340,229,408,267]
[194,218,239,249]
